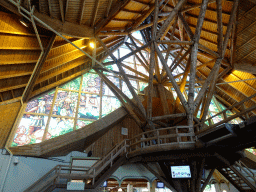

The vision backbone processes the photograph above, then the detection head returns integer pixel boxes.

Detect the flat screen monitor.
[170,165,191,178]
[102,181,107,187]
[156,182,165,188]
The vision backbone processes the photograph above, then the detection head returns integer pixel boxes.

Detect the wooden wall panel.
[0,101,21,148]
[86,116,142,158]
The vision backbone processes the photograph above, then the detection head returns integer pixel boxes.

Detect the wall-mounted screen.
[156,182,165,188]
[102,181,107,187]
[170,165,191,178]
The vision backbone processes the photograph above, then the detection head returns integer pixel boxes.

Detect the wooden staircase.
[24,140,129,192]
[218,161,256,192]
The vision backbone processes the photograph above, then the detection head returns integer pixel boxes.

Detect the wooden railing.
[129,126,195,153]
[195,92,256,133]
[24,126,195,191]
[235,160,256,184]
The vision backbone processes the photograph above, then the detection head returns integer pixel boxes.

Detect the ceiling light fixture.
[89,42,95,49]
[19,18,29,27]
[118,188,122,192]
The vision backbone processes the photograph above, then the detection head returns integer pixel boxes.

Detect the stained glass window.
[12,115,48,146]
[12,43,149,147]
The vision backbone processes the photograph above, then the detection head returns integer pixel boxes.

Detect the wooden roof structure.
[1,0,256,159]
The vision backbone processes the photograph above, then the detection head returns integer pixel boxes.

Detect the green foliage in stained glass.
[60,77,81,91]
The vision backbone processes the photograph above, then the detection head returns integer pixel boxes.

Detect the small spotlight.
[19,18,29,27]
[89,42,95,49]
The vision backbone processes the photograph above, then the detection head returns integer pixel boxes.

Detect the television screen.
[157,182,165,188]
[102,181,107,187]
[170,165,191,178]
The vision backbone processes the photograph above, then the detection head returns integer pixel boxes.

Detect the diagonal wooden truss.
[5,0,255,138]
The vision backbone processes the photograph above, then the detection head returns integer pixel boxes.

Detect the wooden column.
[188,0,209,127]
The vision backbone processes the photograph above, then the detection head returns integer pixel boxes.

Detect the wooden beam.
[79,0,86,25]
[129,34,149,66]
[125,43,149,72]
[200,0,239,124]
[155,43,189,113]
[187,0,209,126]
[96,36,148,120]
[105,0,113,17]
[22,34,56,102]
[48,0,53,17]
[157,84,171,117]
[59,0,65,22]
[95,0,130,33]
[156,0,186,40]
[91,0,100,27]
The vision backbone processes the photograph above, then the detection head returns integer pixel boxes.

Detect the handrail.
[236,161,256,183]
[195,93,256,132]
[25,126,195,191]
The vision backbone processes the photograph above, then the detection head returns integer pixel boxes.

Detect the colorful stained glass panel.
[53,90,78,117]
[60,76,81,91]
[78,94,100,120]
[25,90,55,114]
[102,96,121,117]
[76,120,93,129]
[82,73,101,94]
[12,114,48,146]
[47,117,74,139]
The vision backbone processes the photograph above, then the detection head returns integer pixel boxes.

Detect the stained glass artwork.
[12,115,49,146]
[47,117,74,138]
[210,113,223,123]
[76,120,93,129]
[136,64,149,76]
[246,148,256,155]
[139,82,148,92]
[60,77,81,91]
[102,76,119,96]
[25,90,55,114]
[53,91,78,117]
[82,73,101,94]
[102,96,121,117]
[122,63,135,76]
[122,80,137,98]
[78,94,100,120]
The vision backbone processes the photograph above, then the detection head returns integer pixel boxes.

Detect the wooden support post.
[157,84,170,116]
[173,57,191,113]
[201,168,215,192]
[188,0,209,127]
[200,0,239,125]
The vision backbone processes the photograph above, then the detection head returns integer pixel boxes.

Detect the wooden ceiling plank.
[91,0,100,27]
[22,34,56,102]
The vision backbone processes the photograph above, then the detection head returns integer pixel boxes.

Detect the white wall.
[0,150,87,192]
